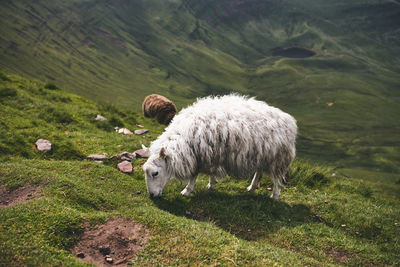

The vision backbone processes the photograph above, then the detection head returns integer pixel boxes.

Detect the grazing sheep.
[142,94,177,125]
[142,94,297,199]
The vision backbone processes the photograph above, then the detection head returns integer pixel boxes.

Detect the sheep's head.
[142,147,172,198]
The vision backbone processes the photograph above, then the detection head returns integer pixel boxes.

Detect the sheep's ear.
[159,147,167,159]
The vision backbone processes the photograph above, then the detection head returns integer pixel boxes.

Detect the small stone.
[76,252,85,258]
[118,152,136,161]
[134,148,150,158]
[35,139,52,152]
[87,154,108,160]
[105,257,113,263]
[134,129,149,135]
[101,176,105,180]
[136,124,144,128]
[118,128,133,135]
[341,224,346,227]
[98,245,111,255]
[267,187,272,191]
[117,161,133,173]
[247,229,251,232]
[96,114,107,121]
[331,173,336,177]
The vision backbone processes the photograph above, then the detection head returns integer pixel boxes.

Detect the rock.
[134,148,150,158]
[267,187,272,191]
[117,152,136,161]
[96,114,107,121]
[117,161,133,173]
[98,245,111,255]
[35,139,52,152]
[134,129,149,135]
[76,252,85,258]
[118,128,133,135]
[136,124,144,128]
[105,257,113,264]
[87,154,108,160]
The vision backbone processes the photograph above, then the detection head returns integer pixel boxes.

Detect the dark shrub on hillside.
[0,87,17,98]
[44,83,59,90]
[40,107,74,124]
[0,72,10,81]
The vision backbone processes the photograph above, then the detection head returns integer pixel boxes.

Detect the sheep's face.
[143,148,172,198]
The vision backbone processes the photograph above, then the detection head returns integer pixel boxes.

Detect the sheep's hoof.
[206,183,215,190]
[247,185,256,192]
[180,188,191,197]
[270,193,279,200]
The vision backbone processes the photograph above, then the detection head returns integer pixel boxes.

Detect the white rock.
[87,154,108,160]
[35,139,52,152]
[96,114,107,121]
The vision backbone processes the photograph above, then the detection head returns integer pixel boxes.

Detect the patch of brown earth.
[327,248,351,263]
[0,184,43,208]
[71,218,151,266]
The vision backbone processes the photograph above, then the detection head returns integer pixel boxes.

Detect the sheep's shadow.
[152,189,318,241]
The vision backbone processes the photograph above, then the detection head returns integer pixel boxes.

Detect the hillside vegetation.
[1,72,400,266]
[1,0,399,179]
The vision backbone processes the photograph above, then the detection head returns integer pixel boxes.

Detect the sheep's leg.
[181,176,197,197]
[270,175,283,199]
[206,176,217,190]
[247,172,262,192]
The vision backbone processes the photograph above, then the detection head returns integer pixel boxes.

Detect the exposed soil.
[327,248,351,263]
[0,184,43,208]
[71,218,151,267]
[272,47,316,58]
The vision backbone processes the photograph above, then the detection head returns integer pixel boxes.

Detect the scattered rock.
[35,139,52,152]
[327,102,334,107]
[134,129,149,135]
[331,173,336,176]
[96,114,107,121]
[117,161,133,173]
[87,154,108,160]
[341,224,346,227]
[136,124,144,128]
[267,187,272,191]
[105,257,113,264]
[117,152,136,161]
[118,128,133,135]
[134,149,150,158]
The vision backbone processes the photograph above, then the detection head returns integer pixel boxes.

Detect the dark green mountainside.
[1,0,399,176]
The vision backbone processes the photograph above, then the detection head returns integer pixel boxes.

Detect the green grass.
[1,73,400,266]
[0,0,399,179]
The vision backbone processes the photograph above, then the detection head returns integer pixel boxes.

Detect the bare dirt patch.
[0,184,42,208]
[71,218,151,266]
[327,248,351,263]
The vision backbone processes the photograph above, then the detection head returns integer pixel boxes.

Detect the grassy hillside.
[1,0,399,178]
[1,72,400,266]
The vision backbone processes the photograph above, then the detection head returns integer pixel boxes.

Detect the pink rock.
[134,149,150,158]
[117,161,133,173]
[87,154,108,160]
[35,139,52,152]
[134,129,149,135]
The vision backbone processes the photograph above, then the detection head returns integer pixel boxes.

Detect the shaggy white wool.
[144,94,297,198]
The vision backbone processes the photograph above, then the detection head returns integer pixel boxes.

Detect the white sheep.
[142,94,297,199]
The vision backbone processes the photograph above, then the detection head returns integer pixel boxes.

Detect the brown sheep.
[142,94,177,125]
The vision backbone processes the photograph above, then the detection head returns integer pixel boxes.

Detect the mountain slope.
[0,72,399,266]
[0,0,399,176]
